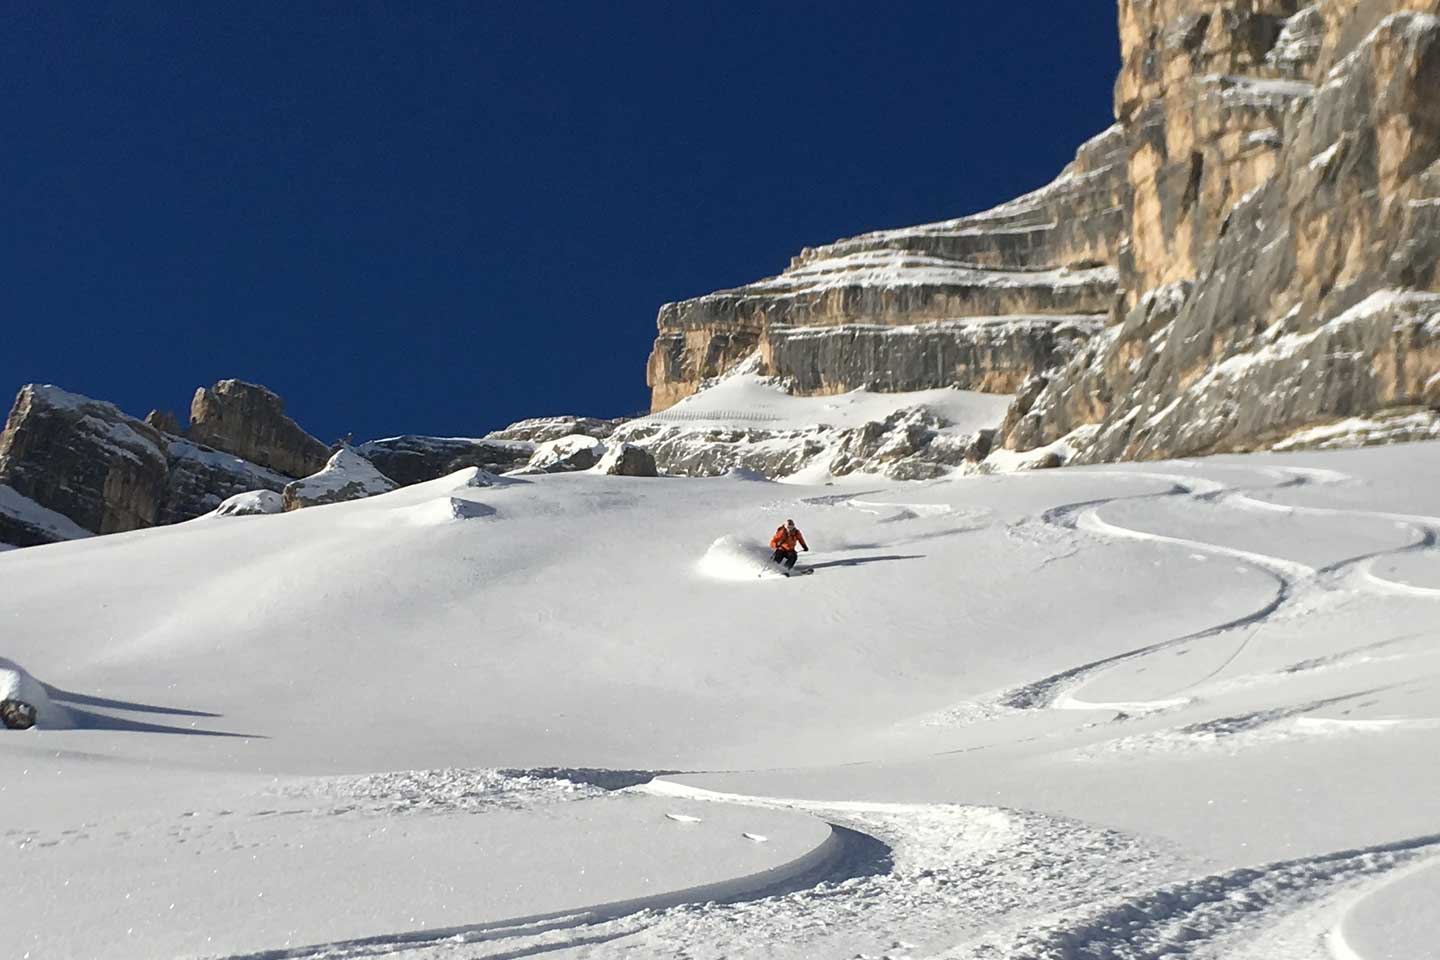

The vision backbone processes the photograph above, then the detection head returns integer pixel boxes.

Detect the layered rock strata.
[646,125,1131,411]
[649,2,1440,464]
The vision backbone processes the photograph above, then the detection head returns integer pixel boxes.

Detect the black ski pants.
[772,547,798,569]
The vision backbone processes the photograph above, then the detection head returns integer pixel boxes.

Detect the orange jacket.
[770,526,807,551]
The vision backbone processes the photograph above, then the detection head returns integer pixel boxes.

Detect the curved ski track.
[993,466,1440,714]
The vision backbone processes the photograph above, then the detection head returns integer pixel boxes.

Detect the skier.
[770,519,809,571]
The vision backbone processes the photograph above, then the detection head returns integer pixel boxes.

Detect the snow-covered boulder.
[592,442,657,477]
[282,447,397,511]
[0,658,65,729]
[524,435,605,474]
[209,489,284,517]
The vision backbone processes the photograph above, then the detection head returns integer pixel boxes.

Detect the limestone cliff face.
[1113,0,1314,306]
[1006,2,1440,460]
[0,385,169,539]
[652,2,1440,460]
[646,125,1131,411]
[0,382,307,548]
[188,380,330,478]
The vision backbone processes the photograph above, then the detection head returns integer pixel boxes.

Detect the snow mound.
[697,535,788,581]
[0,658,68,729]
[209,490,284,517]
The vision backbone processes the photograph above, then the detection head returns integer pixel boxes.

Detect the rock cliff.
[0,382,303,547]
[1007,1,1440,460]
[646,124,1129,411]
[0,385,170,539]
[648,1,1440,464]
[188,380,330,478]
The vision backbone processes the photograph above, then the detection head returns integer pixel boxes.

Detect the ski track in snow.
[210,774,1440,960]
[960,835,1440,960]
[214,782,1181,960]
[969,465,1440,718]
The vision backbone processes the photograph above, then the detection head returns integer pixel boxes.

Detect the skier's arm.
[798,531,809,551]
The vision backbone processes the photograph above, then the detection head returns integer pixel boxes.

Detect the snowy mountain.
[4,5,1440,953]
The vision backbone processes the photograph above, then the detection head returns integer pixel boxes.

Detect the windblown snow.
[4,440,1440,959]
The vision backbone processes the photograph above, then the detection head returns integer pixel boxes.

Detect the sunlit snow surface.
[3,444,1440,959]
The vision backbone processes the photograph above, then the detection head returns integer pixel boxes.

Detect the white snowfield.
[3,443,1440,959]
[638,367,1012,434]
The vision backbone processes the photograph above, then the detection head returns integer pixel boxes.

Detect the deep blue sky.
[2,3,1119,442]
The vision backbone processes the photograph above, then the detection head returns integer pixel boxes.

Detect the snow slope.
[639,368,1011,433]
[616,368,1013,482]
[3,442,1439,958]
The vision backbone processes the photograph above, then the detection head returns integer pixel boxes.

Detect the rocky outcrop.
[282,447,397,511]
[487,416,626,444]
[158,437,293,525]
[355,436,534,486]
[612,405,988,481]
[646,124,1130,411]
[765,316,1105,396]
[188,380,330,478]
[0,383,301,545]
[0,385,169,537]
[145,409,182,434]
[1003,4,1440,462]
[592,442,659,477]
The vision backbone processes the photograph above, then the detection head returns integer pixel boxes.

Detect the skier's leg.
[772,548,786,565]
[784,549,797,569]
